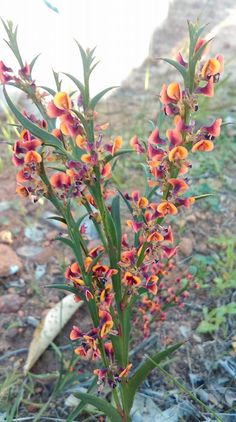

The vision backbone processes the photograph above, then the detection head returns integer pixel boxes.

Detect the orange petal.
[168,178,189,196]
[166,82,182,102]
[168,146,188,161]
[76,135,87,149]
[112,136,123,155]
[50,172,71,188]
[123,272,141,286]
[137,197,149,209]
[81,154,92,163]
[54,92,72,111]
[101,162,111,178]
[166,129,183,147]
[201,58,221,79]
[16,185,29,197]
[24,150,42,164]
[119,363,132,378]
[192,140,214,152]
[147,232,164,242]
[157,201,178,215]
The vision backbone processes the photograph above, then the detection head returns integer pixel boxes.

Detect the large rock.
[0,244,23,277]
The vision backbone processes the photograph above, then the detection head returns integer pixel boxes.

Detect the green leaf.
[136,241,149,268]
[160,58,187,81]
[194,193,215,201]
[105,148,134,163]
[111,195,122,258]
[66,377,97,422]
[117,188,133,214]
[46,215,67,225]
[45,284,79,295]
[71,109,89,133]
[55,236,74,250]
[40,85,56,96]
[30,53,41,72]
[52,69,62,91]
[73,392,122,421]
[75,213,88,229]
[197,321,217,333]
[127,342,183,411]
[63,72,85,96]
[89,86,117,110]
[3,87,67,155]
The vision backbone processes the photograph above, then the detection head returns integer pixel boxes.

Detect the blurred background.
[0,1,236,420]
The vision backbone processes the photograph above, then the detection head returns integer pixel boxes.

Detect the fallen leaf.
[24,294,83,374]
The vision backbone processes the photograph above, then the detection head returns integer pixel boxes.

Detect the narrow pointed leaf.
[105,148,134,163]
[194,193,215,201]
[89,86,118,110]
[3,87,67,154]
[127,342,184,411]
[55,236,74,250]
[160,58,187,81]
[75,213,88,229]
[40,85,56,96]
[63,72,85,96]
[66,377,97,422]
[117,188,133,214]
[30,53,41,72]
[46,284,79,295]
[52,69,62,91]
[73,392,122,421]
[47,215,67,224]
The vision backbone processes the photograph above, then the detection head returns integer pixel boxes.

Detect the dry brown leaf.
[24,294,83,374]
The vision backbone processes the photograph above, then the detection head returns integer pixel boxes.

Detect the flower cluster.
[1,20,223,419]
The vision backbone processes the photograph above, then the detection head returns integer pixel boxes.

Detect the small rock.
[0,244,23,277]
[35,264,46,280]
[16,245,43,258]
[194,243,208,253]
[0,294,25,313]
[24,225,46,242]
[179,237,193,256]
[6,278,25,289]
[192,334,202,343]
[5,328,19,339]
[0,201,12,212]
[34,246,54,264]
[0,230,13,244]
[25,316,39,327]
[189,373,204,387]
[185,214,197,223]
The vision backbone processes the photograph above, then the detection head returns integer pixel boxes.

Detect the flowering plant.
[1,20,223,421]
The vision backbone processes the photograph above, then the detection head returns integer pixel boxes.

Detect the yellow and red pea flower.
[168,178,189,196]
[99,310,114,338]
[123,271,141,287]
[168,146,188,162]
[157,201,178,216]
[130,135,145,153]
[166,128,183,147]
[192,139,214,152]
